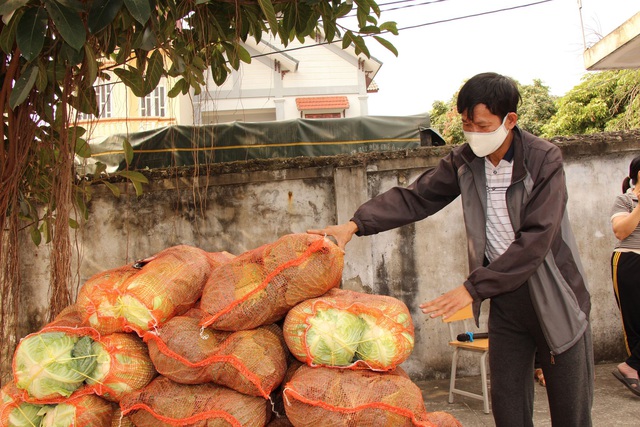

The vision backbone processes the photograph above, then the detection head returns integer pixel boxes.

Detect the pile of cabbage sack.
[1,233,461,427]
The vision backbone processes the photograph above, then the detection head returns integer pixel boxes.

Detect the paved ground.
[415,362,640,426]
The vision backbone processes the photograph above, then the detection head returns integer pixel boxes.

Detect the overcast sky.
[350,0,639,116]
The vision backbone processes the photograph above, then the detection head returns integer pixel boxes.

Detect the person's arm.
[351,151,461,237]
[612,189,640,240]
[309,150,462,248]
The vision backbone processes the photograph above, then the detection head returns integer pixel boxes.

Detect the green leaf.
[93,162,107,177]
[72,126,87,138]
[116,170,149,184]
[103,181,121,197]
[356,5,368,28]
[59,40,84,64]
[379,21,398,36]
[351,35,370,58]
[83,44,98,85]
[35,60,48,91]
[373,35,397,57]
[167,78,187,98]
[16,6,47,61]
[0,0,29,16]
[68,218,79,229]
[210,50,229,86]
[323,19,336,42]
[40,218,52,244]
[131,180,143,196]
[75,137,91,158]
[359,0,379,15]
[114,67,145,96]
[45,0,86,51]
[10,63,38,109]
[211,64,228,86]
[341,31,353,50]
[56,0,85,11]
[143,50,163,94]
[30,226,42,246]
[0,7,21,54]
[74,191,89,220]
[123,138,133,166]
[257,0,278,36]
[335,2,352,18]
[359,25,380,35]
[123,0,150,25]
[237,44,251,64]
[74,85,97,116]
[87,0,123,34]
[223,42,240,70]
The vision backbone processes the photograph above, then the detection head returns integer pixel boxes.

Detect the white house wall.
[194,37,378,122]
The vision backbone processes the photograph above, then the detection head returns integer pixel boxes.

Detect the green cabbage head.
[14,333,98,399]
[38,402,76,427]
[6,402,45,427]
[305,308,365,366]
[356,314,408,367]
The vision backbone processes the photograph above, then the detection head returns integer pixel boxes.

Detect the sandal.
[534,368,546,387]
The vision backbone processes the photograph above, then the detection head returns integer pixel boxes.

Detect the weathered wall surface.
[16,132,640,381]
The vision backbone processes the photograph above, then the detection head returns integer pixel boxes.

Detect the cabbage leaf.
[305,308,364,366]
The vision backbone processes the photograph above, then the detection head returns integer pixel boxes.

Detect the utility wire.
[398,0,553,31]
[344,0,452,17]
[250,0,555,59]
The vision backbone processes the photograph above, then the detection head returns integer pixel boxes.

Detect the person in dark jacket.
[309,72,593,427]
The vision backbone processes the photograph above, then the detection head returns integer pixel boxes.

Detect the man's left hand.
[419,285,473,319]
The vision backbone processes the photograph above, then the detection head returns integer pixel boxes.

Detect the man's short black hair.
[456,72,521,121]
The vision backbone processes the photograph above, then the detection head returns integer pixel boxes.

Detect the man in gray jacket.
[309,72,593,426]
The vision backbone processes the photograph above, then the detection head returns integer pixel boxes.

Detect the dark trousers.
[488,283,594,427]
[611,251,640,371]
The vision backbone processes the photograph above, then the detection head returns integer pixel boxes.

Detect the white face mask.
[464,115,509,157]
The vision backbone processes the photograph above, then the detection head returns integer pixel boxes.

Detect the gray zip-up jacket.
[351,127,591,356]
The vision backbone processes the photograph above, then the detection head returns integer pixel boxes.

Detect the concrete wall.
[16,131,640,381]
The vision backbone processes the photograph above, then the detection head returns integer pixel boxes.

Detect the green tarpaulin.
[84,114,444,172]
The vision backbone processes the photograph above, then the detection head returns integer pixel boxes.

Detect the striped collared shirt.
[485,150,515,262]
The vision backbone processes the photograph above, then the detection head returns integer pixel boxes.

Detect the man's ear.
[505,112,518,130]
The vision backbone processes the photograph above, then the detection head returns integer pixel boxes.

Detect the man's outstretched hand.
[419,285,473,320]
[307,221,359,250]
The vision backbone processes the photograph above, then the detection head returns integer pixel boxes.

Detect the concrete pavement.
[415,362,640,426]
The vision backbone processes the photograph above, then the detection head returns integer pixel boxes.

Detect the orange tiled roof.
[296,96,350,111]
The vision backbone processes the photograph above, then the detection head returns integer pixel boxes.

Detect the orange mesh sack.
[283,288,414,370]
[84,332,157,402]
[38,394,114,426]
[200,234,343,331]
[1,382,44,427]
[425,412,463,427]
[144,309,287,398]
[1,382,114,427]
[282,365,435,427]
[112,407,136,427]
[12,306,156,404]
[120,376,271,427]
[76,245,215,336]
